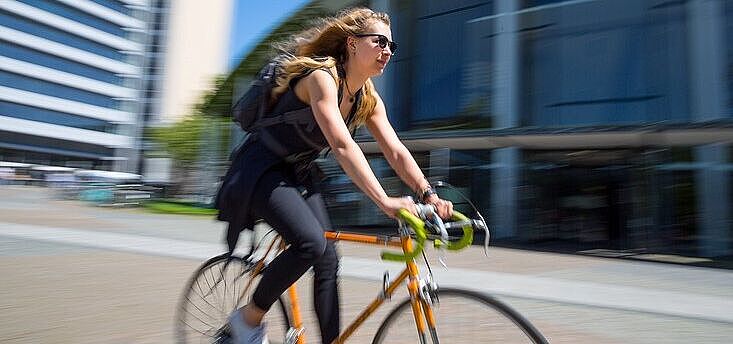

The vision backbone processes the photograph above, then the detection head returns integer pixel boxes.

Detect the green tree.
[148,76,231,196]
[150,114,206,167]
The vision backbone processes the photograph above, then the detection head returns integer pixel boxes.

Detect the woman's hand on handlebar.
[423,194,453,219]
[378,196,418,219]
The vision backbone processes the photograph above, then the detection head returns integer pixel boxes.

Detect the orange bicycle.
[176,202,548,343]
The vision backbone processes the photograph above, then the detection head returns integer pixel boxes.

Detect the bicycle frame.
[244,229,437,344]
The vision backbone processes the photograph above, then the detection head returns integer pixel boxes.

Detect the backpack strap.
[253,65,340,130]
[255,64,360,157]
[251,107,311,129]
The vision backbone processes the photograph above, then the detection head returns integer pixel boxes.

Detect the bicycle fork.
[402,234,442,344]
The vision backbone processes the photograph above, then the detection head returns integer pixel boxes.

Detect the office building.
[365,0,733,259]
[0,0,150,171]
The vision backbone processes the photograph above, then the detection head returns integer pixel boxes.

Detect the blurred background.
[1,0,732,266]
[2,1,733,343]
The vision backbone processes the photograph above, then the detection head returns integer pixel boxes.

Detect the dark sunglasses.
[354,33,397,54]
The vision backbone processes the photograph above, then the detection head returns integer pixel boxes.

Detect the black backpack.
[232,55,312,132]
[231,56,360,159]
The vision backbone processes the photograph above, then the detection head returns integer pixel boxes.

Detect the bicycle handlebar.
[380,204,479,262]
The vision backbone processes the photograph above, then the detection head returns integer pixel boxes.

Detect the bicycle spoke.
[185,292,225,322]
[190,278,226,317]
[204,266,225,317]
[176,254,292,344]
[180,318,212,336]
[181,306,220,333]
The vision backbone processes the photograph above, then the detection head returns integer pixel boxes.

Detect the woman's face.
[350,21,394,77]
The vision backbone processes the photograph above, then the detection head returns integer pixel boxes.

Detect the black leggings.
[250,168,340,344]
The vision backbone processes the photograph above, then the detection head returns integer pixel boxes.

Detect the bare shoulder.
[304,67,338,87]
[295,68,339,103]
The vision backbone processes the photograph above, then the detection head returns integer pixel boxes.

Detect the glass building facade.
[0,0,151,171]
[317,0,733,261]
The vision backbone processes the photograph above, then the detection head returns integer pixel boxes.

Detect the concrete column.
[688,0,730,257]
[492,0,520,129]
[694,144,730,257]
[490,0,521,238]
[688,0,728,120]
[491,147,519,238]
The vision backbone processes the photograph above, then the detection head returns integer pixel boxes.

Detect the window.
[518,0,690,126]
[119,100,138,113]
[125,53,144,67]
[522,0,567,8]
[448,150,493,219]
[128,31,147,44]
[0,41,123,85]
[89,0,132,16]
[725,1,733,115]
[131,8,148,21]
[122,77,140,89]
[0,71,121,109]
[0,130,115,157]
[411,1,493,128]
[18,0,127,37]
[0,11,125,61]
[0,101,115,132]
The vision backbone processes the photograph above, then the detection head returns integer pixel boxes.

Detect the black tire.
[372,288,548,344]
[175,253,292,344]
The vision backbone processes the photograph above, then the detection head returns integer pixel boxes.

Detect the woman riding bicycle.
[215,7,453,344]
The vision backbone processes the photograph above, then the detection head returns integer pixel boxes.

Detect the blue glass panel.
[412,1,493,125]
[89,0,132,16]
[17,0,127,37]
[0,41,123,85]
[726,1,733,115]
[0,71,121,109]
[0,101,114,132]
[0,130,114,157]
[0,11,124,61]
[518,0,690,125]
[523,0,567,8]
[417,0,491,18]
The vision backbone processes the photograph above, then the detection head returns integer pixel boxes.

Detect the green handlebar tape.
[380,209,473,262]
[432,211,473,250]
[380,209,426,262]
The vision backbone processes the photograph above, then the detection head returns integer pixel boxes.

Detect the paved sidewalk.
[2,186,732,343]
[2,222,731,324]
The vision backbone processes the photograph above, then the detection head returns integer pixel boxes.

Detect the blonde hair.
[272,8,391,130]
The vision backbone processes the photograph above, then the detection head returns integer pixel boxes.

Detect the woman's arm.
[366,93,453,218]
[302,70,414,217]
[365,94,430,195]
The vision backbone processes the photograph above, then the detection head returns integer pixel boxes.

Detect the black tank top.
[258,66,362,162]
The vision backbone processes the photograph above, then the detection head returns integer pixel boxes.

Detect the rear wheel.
[175,253,292,343]
[372,288,548,344]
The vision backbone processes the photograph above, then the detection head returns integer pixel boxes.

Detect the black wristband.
[419,187,437,202]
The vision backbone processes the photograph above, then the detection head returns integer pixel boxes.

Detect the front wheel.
[372,288,548,344]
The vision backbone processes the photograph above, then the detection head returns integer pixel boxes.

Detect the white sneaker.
[228,309,269,344]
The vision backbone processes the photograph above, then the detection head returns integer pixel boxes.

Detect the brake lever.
[415,204,449,242]
[416,204,450,267]
[474,215,490,257]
